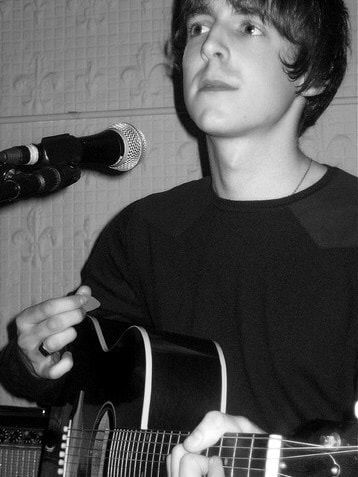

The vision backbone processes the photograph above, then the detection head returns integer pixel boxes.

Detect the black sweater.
[1,166,357,435]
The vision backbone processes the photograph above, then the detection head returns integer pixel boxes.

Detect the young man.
[0,0,356,475]
[165,0,356,474]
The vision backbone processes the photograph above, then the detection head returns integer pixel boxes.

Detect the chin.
[196,118,253,138]
[191,111,236,136]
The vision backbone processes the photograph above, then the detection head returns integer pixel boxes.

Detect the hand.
[15,285,94,380]
[167,411,265,477]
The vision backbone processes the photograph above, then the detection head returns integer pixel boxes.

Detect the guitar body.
[39,318,226,476]
[36,318,357,476]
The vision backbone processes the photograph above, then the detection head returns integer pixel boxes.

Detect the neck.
[207,132,322,201]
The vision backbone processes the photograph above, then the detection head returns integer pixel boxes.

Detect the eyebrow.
[186,1,267,22]
[186,2,213,19]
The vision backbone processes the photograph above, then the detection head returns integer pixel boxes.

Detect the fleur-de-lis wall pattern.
[12,208,58,267]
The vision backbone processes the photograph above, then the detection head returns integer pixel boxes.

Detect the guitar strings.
[60,439,358,461]
[60,447,358,463]
[56,457,293,477]
[51,450,337,477]
[61,428,358,455]
[62,431,358,453]
[57,431,357,477]
[53,426,357,476]
[62,426,357,448]
[51,446,297,477]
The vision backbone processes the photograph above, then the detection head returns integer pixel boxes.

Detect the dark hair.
[168,0,351,136]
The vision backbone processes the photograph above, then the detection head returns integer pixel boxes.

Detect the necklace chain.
[292,158,313,194]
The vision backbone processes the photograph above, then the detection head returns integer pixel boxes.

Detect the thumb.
[76,285,101,313]
[76,285,92,296]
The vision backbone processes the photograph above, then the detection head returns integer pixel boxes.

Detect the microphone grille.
[108,122,147,172]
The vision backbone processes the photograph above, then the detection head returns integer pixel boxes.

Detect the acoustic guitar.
[1,318,357,476]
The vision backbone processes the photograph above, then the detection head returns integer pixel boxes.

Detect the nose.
[200,25,229,62]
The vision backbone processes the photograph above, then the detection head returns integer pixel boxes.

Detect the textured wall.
[0,0,356,406]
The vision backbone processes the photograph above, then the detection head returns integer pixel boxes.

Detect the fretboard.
[106,430,272,476]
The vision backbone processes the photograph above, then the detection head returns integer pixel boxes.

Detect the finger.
[35,308,85,342]
[45,350,74,380]
[168,444,187,477]
[180,453,210,476]
[17,294,90,328]
[183,411,264,454]
[18,308,84,356]
[40,327,77,355]
[166,454,172,476]
[208,456,225,477]
[183,411,226,453]
[231,415,264,434]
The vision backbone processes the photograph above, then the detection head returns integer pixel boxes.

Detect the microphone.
[0,165,81,204]
[0,122,146,173]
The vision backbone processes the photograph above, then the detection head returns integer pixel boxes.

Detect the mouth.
[198,79,238,92]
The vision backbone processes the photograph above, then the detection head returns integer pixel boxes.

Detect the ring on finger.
[38,342,52,357]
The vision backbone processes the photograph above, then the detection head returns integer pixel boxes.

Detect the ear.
[295,76,325,97]
[301,84,325,97]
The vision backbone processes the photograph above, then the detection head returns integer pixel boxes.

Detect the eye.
[187,21,210,39]
[242,21,263,36]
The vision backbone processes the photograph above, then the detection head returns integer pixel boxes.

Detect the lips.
[198,78,238,92]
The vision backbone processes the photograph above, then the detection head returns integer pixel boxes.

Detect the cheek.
[252,54,296,98]
[182,55,196,98]
[182,45,192,75]
[182,68,191,105]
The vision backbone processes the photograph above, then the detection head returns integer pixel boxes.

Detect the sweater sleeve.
[0,204,148,404]
[0,339,65,405]
[80,203,149,328]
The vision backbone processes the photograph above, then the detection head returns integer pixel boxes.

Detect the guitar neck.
[107,430,274,476]
[108,428,187,475]
[62,426,277,476]
[103,427,358,477]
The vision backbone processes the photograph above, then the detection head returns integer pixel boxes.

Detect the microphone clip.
[40,134,83,167]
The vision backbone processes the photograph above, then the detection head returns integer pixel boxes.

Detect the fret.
[115,429,125,477]
[138,430,147,476]
[167,430,173,457]
[127,430,136,477]
[132,429,142,476]
[157,430,166,477]
[247,435,254,477]
[166,431,174,474]
[127,430,137,476]
[219,435,223,460]
[143,430,153,476]
[107,428,119,477]
[122,430,131,477]
[231,435,238,477]
[149,430,159,476]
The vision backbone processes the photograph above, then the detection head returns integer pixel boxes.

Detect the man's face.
[182,0,302,139]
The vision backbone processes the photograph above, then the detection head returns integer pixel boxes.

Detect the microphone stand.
[0,164,81,205]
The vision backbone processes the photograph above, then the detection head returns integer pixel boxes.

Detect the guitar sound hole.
[88,402,115,477]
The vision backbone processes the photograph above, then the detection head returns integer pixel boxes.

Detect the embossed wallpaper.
[0,0,357,406]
